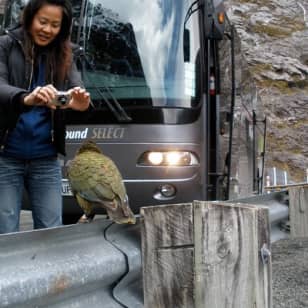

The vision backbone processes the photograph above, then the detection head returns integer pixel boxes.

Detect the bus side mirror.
[183,28,190,62]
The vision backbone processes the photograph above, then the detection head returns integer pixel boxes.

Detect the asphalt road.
[19,211,308,307]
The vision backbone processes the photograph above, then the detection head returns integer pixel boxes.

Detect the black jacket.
[0,27,84,155]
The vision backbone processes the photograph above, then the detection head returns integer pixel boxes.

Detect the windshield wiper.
[72,3,132,123]
[77,48,132,123]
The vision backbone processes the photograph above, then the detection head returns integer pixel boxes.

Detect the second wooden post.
[141,200,272,308]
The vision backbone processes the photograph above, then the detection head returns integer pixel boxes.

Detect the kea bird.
[67,140,136,224]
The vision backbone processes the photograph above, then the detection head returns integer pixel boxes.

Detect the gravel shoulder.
[272,237,308,308]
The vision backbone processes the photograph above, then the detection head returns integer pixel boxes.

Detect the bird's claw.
[78,214,93,223]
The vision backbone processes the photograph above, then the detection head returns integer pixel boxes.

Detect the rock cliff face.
[225,0,308,182]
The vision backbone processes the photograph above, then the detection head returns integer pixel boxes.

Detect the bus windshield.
[1,0,201,109]
[72,0,201,108]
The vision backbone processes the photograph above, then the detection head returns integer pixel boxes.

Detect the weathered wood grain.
[194,201,271,308]
[141,201,272,308]
[289,186,308,237]
[141,203,194,308]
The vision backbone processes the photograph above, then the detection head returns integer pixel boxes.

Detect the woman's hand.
[23,85,90,111]
[66,87,90,111]
[23,84,58,109]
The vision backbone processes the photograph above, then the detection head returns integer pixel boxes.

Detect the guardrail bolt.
[261,243,271,265]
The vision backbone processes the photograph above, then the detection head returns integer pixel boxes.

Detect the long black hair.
[22,0,73,85]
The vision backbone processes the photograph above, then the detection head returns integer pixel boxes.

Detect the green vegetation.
[252,24,291,38]
[250,63,273,74]
[249,64,308,93]
[255,78,308,93]
[256,80,296,94]
[266,133,306,182]
[266,128,304,155]
[293,119,308,129]
[268,160,305,182]
[251,17,305,38]
[236,0,268,4]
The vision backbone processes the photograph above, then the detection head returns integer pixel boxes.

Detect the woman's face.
[30,4,63,46]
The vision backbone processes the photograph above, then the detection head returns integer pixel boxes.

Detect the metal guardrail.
[0,190,290,307]
[228,190,290,242]
[265,182,308,191]
[0,219,143,308]
[105,222,143,308]
[265,167,308,188]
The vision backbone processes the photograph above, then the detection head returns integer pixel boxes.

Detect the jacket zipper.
[28,44,34,90]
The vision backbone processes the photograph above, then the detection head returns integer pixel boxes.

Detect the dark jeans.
[0,156,62,234]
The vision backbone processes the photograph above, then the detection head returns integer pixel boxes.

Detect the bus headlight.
[138,151,199,166]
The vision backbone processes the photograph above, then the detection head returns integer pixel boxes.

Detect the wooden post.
[141,201,272,308]
[194,201,271,308]
[140,203,194,308]
[289,186,308,237]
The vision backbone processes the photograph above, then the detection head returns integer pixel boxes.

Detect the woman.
[0,0,90,234]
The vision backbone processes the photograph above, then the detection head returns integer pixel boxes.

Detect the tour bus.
[1,0,266,221]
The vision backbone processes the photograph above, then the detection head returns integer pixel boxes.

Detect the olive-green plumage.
[67,140,136,224]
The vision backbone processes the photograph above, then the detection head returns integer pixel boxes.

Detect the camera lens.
[58,95,67,105]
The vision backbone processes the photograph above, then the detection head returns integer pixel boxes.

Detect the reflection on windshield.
[73,0,200,107]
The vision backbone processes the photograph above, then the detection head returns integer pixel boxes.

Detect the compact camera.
[50,91,71,106]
